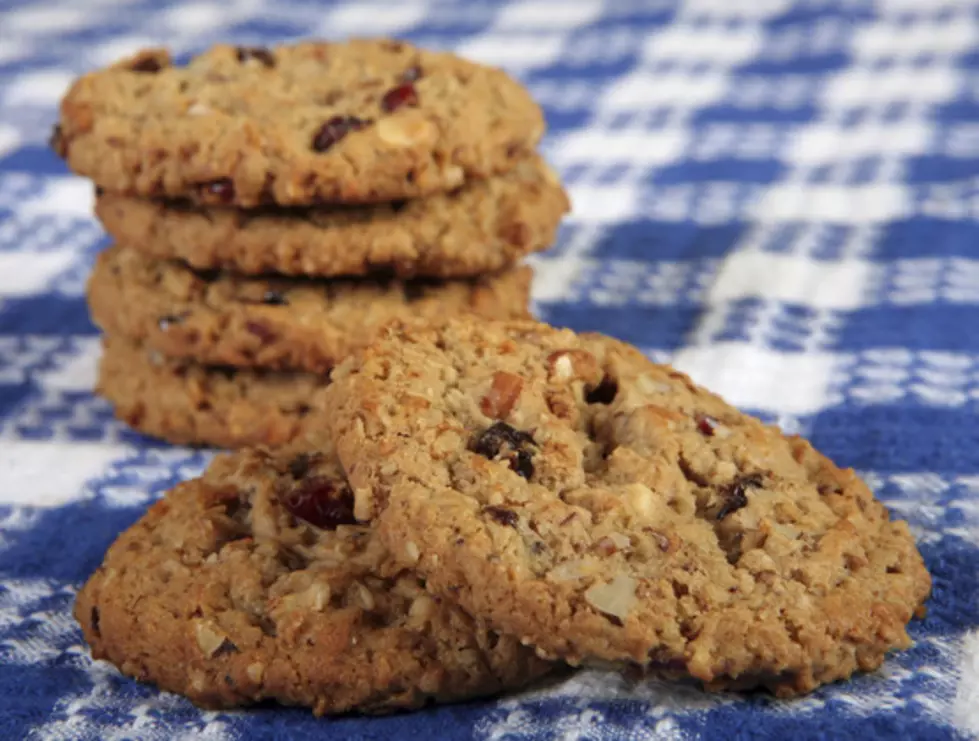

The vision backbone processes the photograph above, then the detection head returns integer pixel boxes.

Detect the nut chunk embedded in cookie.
[54,39,545,206]
[323,318,932,697]
[74,443,552,715]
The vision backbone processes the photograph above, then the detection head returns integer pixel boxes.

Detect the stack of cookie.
[75,318,931,715]
[52,39,569,448]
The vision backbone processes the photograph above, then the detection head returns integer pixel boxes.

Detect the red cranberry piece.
[401,65,422,82]
[235,46,275,67]
[311,116,370,152]
[381,82,418,112]
[200,178,236,203]
[280,476,356,530]
[245,320,277,343]
[696,415,718,436]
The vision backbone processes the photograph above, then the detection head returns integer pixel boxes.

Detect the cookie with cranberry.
[96,335,333,448]
[53,40,545,206]
[75,442,553,714]
[323,319,931,696]
[94,155,568,279]
[88,244,532,373]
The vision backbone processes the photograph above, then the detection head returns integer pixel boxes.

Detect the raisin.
[401,65,423,82]
[381,82,418,112]
[471,421,537,480]
[311,116,371,152]
[483,505,518,527]
[130,56,162,73]
[288,452,314,479]
[200,178,235,203]
[213,638,239,656]
[49,124,67,157]
[236,47,275,67]
[158,313,187,331]
[90,606,100,636]
[261,290,288,306]
[280,475,356,530]
[716,473,764,520]
[585,374,618,404]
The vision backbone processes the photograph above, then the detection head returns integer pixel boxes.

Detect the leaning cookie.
[96,335,332,448]
[74,443,553,714]
[323,319,932,696]
[54,39,544,206]
[88,245,532,372]
[94,156,568,279]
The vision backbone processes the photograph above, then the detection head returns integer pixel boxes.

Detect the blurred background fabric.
[1,0,978,739]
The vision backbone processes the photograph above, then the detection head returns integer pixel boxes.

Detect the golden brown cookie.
[87,245,532,372]
[322,319,931,696]
[96,335,332,448]
[54,40,545,206]
[75,443,553,714]
[94,156,568,279]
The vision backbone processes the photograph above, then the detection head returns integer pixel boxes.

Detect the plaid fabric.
[1,1,977,739]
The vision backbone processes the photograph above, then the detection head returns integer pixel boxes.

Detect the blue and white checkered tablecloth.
[1,0,977,739]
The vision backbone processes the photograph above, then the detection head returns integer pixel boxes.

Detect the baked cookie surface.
[54,40,545,206]
[96,335,332,448]
[94,156,568,278]
[88,245,532,372]
[75,443,552,714]
[324,319,931,696]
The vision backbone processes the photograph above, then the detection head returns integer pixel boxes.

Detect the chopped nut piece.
[584,574,638,621]
[480,371,523,419]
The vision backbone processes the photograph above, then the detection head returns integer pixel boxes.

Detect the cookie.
[88,245,532,372]
[323,319,931,696]
[53,40,545,206]
[74,442,553,714]
[97,335,332,448]
[94,156,568,279]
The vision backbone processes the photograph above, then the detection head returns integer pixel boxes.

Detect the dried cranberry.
[381,82,418,112]
[585,374,618,405]
[401,65,422,82]
[245,320,277,343]
[236,46,275,67]
[483,505,518,527]
[471,421,536,480]
[696,415,718,436]
[201,178,235,203]
[280,476,356,529]
[716,473,763,520]
[261,290,288,306]
[130,56,162,73]
[311,116,370,152]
